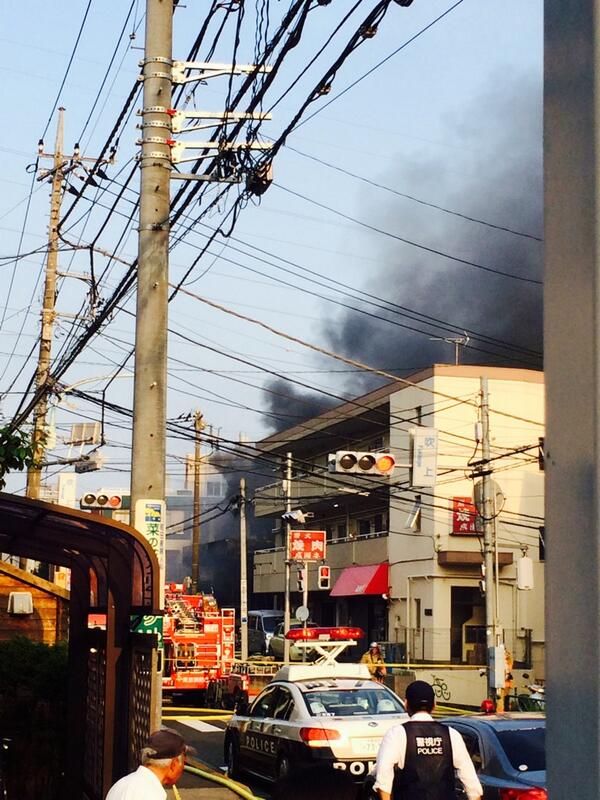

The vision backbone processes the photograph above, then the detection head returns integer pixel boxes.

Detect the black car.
[362,713,546,800]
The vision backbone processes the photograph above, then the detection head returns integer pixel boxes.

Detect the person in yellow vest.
[361,642,387,682]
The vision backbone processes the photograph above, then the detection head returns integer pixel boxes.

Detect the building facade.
[253,365,545,678]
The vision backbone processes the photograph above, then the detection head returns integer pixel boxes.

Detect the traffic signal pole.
[284,451,292,663]
[131,0,173,730]
[239,477,248,662]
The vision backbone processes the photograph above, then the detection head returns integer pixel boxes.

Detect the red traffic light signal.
[318,565,331,590]
[80,493,122,510]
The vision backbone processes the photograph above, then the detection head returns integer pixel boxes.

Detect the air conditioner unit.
[8,592,33,615]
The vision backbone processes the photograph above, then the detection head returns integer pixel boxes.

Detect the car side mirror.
[235,692,250,716]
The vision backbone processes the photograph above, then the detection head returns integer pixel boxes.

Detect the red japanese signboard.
[451,497,477,534]
[289,530,326,561]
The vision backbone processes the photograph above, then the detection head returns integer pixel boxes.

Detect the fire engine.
[162,583,237,697]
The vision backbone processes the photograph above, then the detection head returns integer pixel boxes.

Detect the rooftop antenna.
[429,332,470,365]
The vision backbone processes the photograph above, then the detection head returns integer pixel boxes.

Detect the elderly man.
[106,728,191,800]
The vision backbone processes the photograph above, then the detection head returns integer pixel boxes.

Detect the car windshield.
[494,727,546,772]
[304,688,405,717]
[263,615,284,633]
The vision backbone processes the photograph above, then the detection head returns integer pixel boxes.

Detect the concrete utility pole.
[130,0,172,513]
[239,477,248,662]
[130,0,173,733]
[26,108,66,503]
[191,410,204,593]
[479,376,497,701]
[545,4,600,797]
[283,451,292,663]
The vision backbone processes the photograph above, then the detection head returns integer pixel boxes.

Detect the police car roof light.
[285,626,365,641]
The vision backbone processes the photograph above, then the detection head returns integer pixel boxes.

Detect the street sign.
[135,499,166,606]
[296,605,310,622]
[452,496,477,534]
[410,427,438,487]
[289,530,326,561]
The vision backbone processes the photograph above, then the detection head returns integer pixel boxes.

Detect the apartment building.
[252,365,545,676]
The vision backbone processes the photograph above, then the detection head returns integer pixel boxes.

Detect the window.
[414,599,421,631]
[304,687,404,717]
[374,514,384,533]
[326,525,333,542]
[358,519,371,536]
[206,480,223,497]
[494,727,545,772]
[458,730,483,772]
[250,686,280,719]
[272,688,295,721]
[539,526,545,561]
[337,522,347,539]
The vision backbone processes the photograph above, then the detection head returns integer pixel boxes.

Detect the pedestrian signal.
[318,565,331,590]
[328,451,396,476]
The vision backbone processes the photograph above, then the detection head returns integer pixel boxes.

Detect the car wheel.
[267,645,275,658]
[226,738,241,780]
[276,754,291,780]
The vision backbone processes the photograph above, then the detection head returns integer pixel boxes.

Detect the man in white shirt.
[106,728,191,800]
[374,680,483,800]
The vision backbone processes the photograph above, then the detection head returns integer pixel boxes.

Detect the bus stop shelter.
[0,492,161,800]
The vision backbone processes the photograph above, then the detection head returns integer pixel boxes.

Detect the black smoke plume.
[262,73,543,430]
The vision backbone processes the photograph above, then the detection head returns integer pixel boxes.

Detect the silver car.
[267,622,318,661]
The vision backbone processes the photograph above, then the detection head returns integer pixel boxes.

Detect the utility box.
[8,592,33,615]
[489,644,506,689]
[517,556,534,590]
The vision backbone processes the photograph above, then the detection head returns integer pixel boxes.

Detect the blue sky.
[0,0,543,493]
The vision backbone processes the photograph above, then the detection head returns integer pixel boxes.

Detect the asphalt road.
[164,709,272,799]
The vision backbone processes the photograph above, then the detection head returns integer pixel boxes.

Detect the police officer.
[374,680,482,800]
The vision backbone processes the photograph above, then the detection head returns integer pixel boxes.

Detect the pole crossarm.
[171,61,273,85]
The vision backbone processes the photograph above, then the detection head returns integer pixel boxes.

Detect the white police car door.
[240,685,281,773]
[260,686,296,777]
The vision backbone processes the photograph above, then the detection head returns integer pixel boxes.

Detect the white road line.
[174,719,224,734]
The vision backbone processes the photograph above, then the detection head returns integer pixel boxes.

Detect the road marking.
[174,718,224,733]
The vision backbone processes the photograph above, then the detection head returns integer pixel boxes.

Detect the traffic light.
[80,492,122,510]
[328,451,396,476]
[318,565,331,590]
[296,566,307,593]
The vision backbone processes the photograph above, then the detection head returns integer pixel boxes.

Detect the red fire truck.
[162,583,239,699]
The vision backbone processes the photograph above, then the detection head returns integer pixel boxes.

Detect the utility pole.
[130,0,173,733]
[283,452,292,663]
[191,410,204,593]
[480,376,498,701]
[26,108,66,504]
[239,477,248,662]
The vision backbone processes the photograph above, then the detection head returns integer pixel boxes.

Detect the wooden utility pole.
[239,477,248,662]
[26,108,66,502]
[191,410,204,593]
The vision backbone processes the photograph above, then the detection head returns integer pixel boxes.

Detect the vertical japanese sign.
[410,427,438,487]
[289,530,326,561]
[451,496,477,534]
[135,499,166,642]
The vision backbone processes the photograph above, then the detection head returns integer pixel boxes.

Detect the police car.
[224,626,408,783]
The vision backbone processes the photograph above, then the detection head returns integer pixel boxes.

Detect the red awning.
[330,563,389,597]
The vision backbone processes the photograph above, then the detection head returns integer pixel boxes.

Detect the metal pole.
[240,477,248,662]
[26,108,65,503]
[284,452,292,663]
[191,410,204,593]
[302,560,308,662]
[131,0,173,732]
[545,3,600,796]
[480,376,496,701]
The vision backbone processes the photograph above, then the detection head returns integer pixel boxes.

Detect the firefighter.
[361,642,387,682]
[374,680,482,800]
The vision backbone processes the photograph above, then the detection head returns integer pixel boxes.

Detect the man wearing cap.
[361,642,387,682]
[374,680,482,800]
[106,728,190,799]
